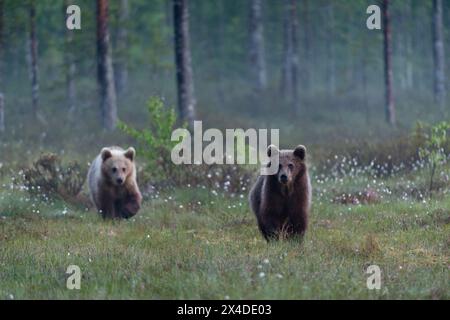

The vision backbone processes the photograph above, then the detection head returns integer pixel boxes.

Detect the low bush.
[418,121,450,199]
[313,121,450,178]
[118,97,181,183]
[21,153,86,202]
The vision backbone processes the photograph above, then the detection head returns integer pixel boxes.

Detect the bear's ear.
[267,144,279,158]
[101,148,112,162]
[293,145,306,160]
[124,147,136,161]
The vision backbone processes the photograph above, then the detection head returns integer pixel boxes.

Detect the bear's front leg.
[98,192,119,219]
[120,182,142,218]
[100,202,118,219]
[259,214,281,241]
[288,208,308,237]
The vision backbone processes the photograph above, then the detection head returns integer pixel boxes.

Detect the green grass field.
[0,176,448,299]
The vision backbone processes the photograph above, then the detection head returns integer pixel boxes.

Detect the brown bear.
[249,144,311,241]
[87,146,142,219]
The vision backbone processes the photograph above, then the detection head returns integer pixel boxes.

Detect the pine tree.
[96,0,117,130]
[383,0,395,125]
[249,0,267,92]
[173,0,196,128]
[432,0,446,108]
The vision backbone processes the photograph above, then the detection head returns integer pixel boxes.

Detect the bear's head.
[101,147,135,186]
[267,144,306,186]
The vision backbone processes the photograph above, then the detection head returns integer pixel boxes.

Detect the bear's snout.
[279,174,288,184]
[116,178,124,185]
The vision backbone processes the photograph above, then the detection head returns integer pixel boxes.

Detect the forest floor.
[0,171,448,299]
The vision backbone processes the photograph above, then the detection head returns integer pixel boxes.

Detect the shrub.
[22,153,86,201]
[418,121,450,199]
[118,97,181,182]
[312,121,448,178]
[314,134,424,177]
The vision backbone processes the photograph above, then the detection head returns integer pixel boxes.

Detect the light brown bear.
[88,146,142,219]
[249,145,311,241]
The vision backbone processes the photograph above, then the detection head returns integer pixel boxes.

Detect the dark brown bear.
[249,145,311,241]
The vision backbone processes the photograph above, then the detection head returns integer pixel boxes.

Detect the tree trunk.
[405,0,413,89]
[281,0,293,97]
[281,0,299,114]
[173,0,196,128]
[97,0,117,131]
[398,1,412,90]
[0,94,4,133]
[64,0,76,116]
[0,0,3,86]
[290,0,299,114]
[0,0,4,132]
[326,3,335,97]
[302,0,310,91]
[249,0,267,92]
[383,0,395,125]
[165,0,171,29]
[29,0,44,124]
[361,34,369,124]
[214,0,226,106]
[432,0,446,108]
[115,0,129,96]
[412,1,422,91]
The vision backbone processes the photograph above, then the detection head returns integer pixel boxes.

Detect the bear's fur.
[249,144,311,241]
[88,146,142,219]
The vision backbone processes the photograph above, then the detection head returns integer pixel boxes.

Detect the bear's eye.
[112,167,117,173]
[122,168,126,173]
[288,163,294,170]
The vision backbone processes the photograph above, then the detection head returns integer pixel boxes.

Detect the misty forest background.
[0,0,449,299]
[0,0,449,158]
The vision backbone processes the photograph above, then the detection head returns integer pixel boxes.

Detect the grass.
[0,176,448,299]
[2,3,449,299]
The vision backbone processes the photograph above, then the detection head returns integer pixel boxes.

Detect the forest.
[0,0,448,300]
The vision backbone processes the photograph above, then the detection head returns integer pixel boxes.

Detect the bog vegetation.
[0,0,449,299]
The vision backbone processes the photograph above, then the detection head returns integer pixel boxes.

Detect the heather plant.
[22,153,86,201]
